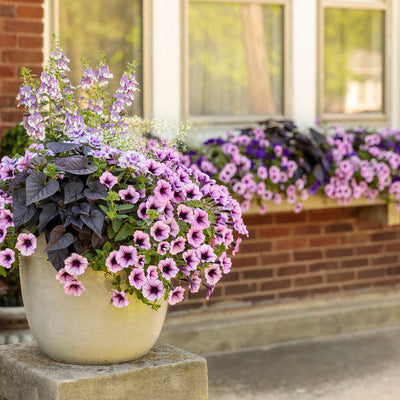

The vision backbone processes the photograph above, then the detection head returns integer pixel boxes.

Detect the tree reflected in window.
[189,2,284,117]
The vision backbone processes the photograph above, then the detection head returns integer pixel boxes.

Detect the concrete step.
[161,291,400,355]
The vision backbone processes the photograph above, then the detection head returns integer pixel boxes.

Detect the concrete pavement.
[206,326,400,400]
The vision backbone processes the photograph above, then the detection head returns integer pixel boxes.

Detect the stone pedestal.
[0,341,208,400]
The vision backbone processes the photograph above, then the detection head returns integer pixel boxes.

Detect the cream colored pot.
[19,236,167,365]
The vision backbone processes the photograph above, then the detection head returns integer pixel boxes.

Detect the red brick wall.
[173,206,400,312]
[0,0,43,136]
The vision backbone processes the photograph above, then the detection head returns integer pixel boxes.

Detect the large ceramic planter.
[19,236,168,365]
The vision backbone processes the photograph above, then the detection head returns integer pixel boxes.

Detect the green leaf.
[112,218,122,233]
[0,267,6,277]
[103,241,111,253]
[117,204,134,211]
[115,225,131,241]
[114,214,129,219]
[99,205,109,213]
[107,224,116,239]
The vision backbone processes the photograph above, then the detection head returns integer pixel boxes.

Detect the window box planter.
[246,195,400,226]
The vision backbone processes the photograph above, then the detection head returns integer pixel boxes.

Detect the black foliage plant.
[7,142,108,271]
[254,119,331,185]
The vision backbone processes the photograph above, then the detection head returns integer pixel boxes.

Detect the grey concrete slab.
[0,342,208,400]
[206,326,400,400]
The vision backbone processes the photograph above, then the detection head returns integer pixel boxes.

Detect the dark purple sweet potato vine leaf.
[26,171,59,205]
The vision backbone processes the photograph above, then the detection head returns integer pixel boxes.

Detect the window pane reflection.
[189,2,284,117]
[324,8,384,115]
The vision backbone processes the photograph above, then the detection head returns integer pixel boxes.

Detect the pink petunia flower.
[0,248,15,269]
[154,179,173,203]
[182,249,200,271]
[99,171,118,188]
[168,286,185,305]
[150,221,170,242]
[64,280,85,296]
[157,241,170,255]
[193,208,210,230]
[116,245,138,268]
[142,279,165,302]
[197,244,217,263]
[110,290,129,308]
[170,237,186,255]
[158,258,178,280]
[164,218,179,238]
[0,209,13,228]
[64,253,89,276]
[232,238,242,256]
[189,271,202,293]
[146,196,165,214]
[119,185,140,204]
[206,284,215,300]
[137,202,147,220]
[146,159,164,175]
[205,264,222,286]
[106,250,123,272]
[128,268,146,290]
[219,252,232,274]
[15,233,37,256]
[56,268,76,284]
[146,265,159,280]
[183,183,202,201]
[133,230,151,250]
[187,226,205,248]
[177,204,194,223]
[135,254,146,268]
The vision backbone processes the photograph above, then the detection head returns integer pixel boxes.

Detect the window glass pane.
[324,8,384,115]
[189,2,284,117]
[59,0,143,116]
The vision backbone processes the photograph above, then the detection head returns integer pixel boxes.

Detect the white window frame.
[43,0,400,130]
[318,0,391,124]
[181,0,292,125]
